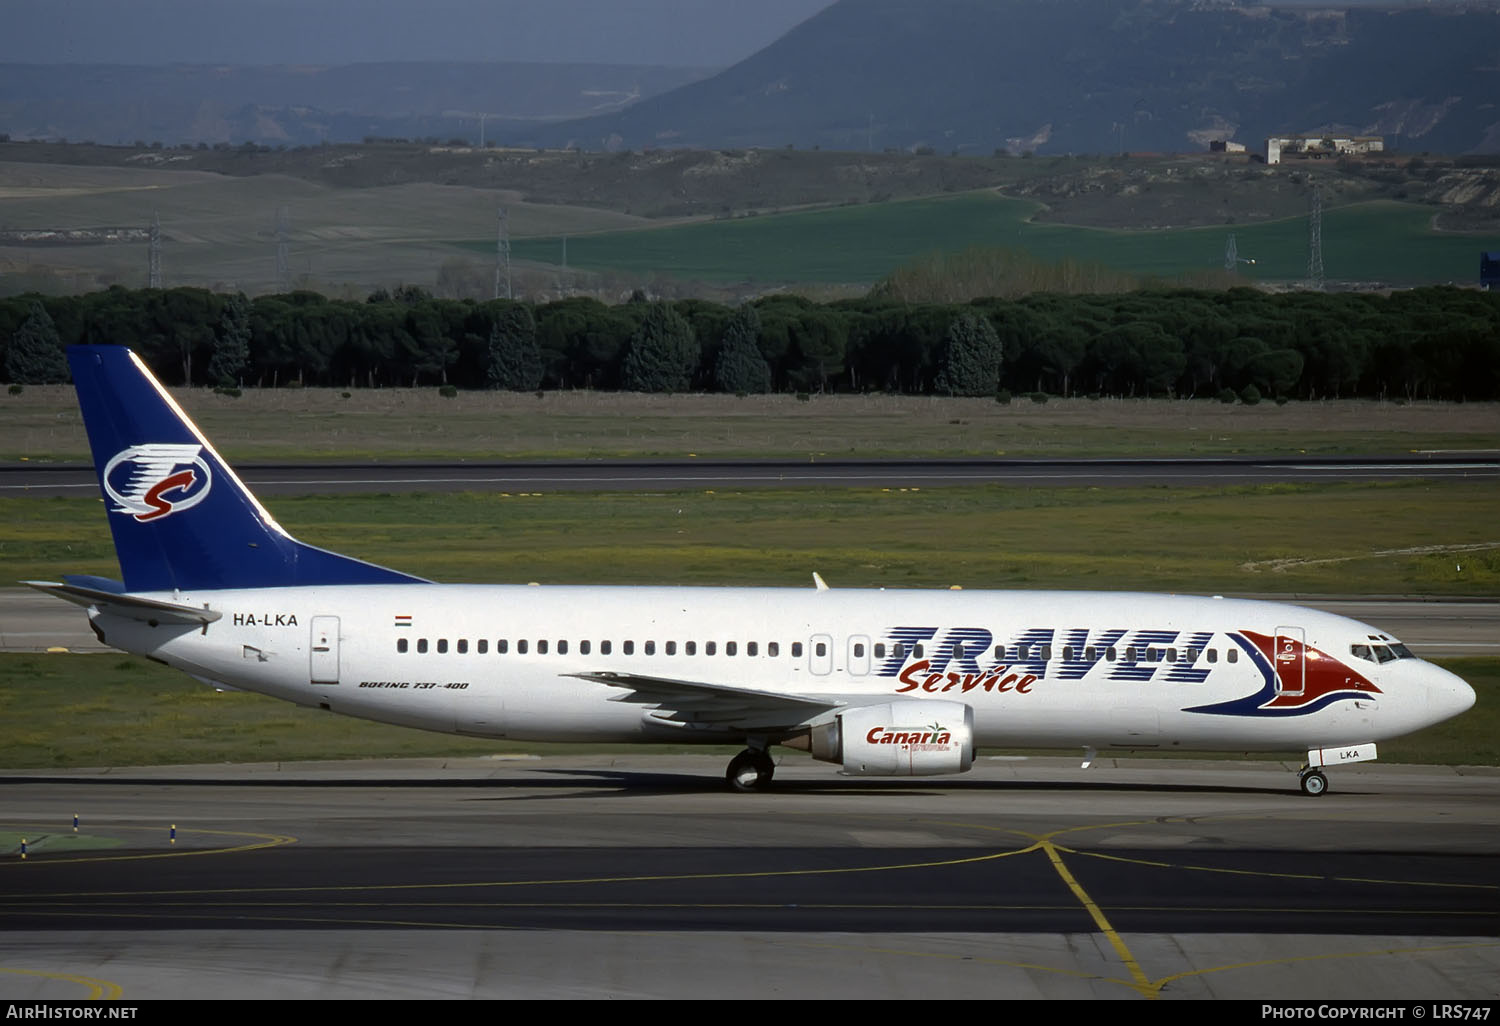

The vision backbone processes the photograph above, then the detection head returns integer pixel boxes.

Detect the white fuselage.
[90,585,1475,755]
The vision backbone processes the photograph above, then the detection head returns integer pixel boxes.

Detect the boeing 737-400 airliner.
[28,346,1476,794]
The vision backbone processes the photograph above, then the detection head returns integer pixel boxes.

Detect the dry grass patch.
[6,385,1498,462]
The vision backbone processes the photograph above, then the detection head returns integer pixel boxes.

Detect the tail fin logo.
[103,444,213,522]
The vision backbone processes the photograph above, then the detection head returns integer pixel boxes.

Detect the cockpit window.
[1351,641,1415,663]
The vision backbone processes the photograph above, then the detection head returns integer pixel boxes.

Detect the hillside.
[521,0,1500,155]
[0,62,711,147]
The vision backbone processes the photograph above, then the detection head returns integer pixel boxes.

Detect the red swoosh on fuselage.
[1239,629,1380,708]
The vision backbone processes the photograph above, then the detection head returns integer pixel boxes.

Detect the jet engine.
[808,700,974,777]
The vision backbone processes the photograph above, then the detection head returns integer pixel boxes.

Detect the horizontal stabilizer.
[23,580,222,626]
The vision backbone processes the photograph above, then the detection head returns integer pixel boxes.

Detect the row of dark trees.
[4,284,1499,400]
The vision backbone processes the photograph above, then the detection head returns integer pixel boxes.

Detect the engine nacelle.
[810,700,974,777]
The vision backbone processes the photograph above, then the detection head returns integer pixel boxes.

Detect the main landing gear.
[1298,767,1329,796]
[726,748,776,792]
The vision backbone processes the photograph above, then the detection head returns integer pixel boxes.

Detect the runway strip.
[4,455,1499,496]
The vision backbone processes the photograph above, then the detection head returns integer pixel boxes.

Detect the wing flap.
[568,670,838,733]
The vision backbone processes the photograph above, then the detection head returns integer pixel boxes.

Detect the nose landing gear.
[1298,768,1329,796]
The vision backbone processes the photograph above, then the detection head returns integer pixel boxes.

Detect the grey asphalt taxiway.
[1,756,1497,1000]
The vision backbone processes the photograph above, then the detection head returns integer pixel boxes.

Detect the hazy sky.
[3,0,836,67]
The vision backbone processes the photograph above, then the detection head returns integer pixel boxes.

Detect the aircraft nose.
[1425,663,1476,723]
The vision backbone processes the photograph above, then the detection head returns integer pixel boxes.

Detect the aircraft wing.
[568,670,840,733]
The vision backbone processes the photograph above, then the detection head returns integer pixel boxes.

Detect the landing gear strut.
[1298,768,1329,797]
[726,749,776,792]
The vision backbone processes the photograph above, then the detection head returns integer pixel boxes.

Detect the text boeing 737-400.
[28,346,1476,794]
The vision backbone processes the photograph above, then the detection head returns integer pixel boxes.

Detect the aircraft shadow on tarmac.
[0,767,1307,799]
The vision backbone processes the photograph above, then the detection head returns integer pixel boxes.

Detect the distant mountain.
[0,63,712,146]
[516,0,1500,154]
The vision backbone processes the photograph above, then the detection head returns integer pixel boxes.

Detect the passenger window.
[792,642,803,658]
[914,644,924,658]
[518,640,528,654]
[1227,649,1237,663]
[437,639,448,654]
[478,640,488,654]
[538,640,548,655]
[1166,648,1176,663]
[601,640,611,655]
[457,639,468,654]
[994,645,1005,660]
[686,641,696,656]
[1207,649,1217,664]
[580,640,590,655]
[748,642,759,656]
[1040,645,1052,660]
[624,640,634,655]
[558,640,568,655]
[893,643,905,659]
[1105,647,1116,661]
[726,642,738,656]
[645,641,656,656]
[853,643,865,658]
[1085,646,1096,661]
[498,639,508,654]
[417,638,428,654]
[1062,646,1073,662]
[397,638,408,654]
[1017,645,1029,660]
[768,642,779,657]
[815,641,827,657]
[706,641,717,656]
[666,641,677,656]
[874,644,885,659]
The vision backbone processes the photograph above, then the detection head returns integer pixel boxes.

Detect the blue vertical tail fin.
[68,345,427,592]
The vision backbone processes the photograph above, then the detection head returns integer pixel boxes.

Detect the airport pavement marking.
[1047,811,1500,893]
[1148,939,1500,997]
[0,845,1039,901]
[0,966,123,1000]
[0,824,296,866]
[1072,846,1500,892]
[1038,834,1154,998]
[4,808,1492,999]
[918,812,1500,999]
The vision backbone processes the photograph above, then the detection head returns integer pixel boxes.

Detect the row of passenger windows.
[394,637,1240,664]
[397,637,800,657]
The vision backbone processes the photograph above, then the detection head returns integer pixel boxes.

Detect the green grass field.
[7,384,1499,463]
[6,479,1498,594]
[492,192,1482,286]
[0,160,649,295]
